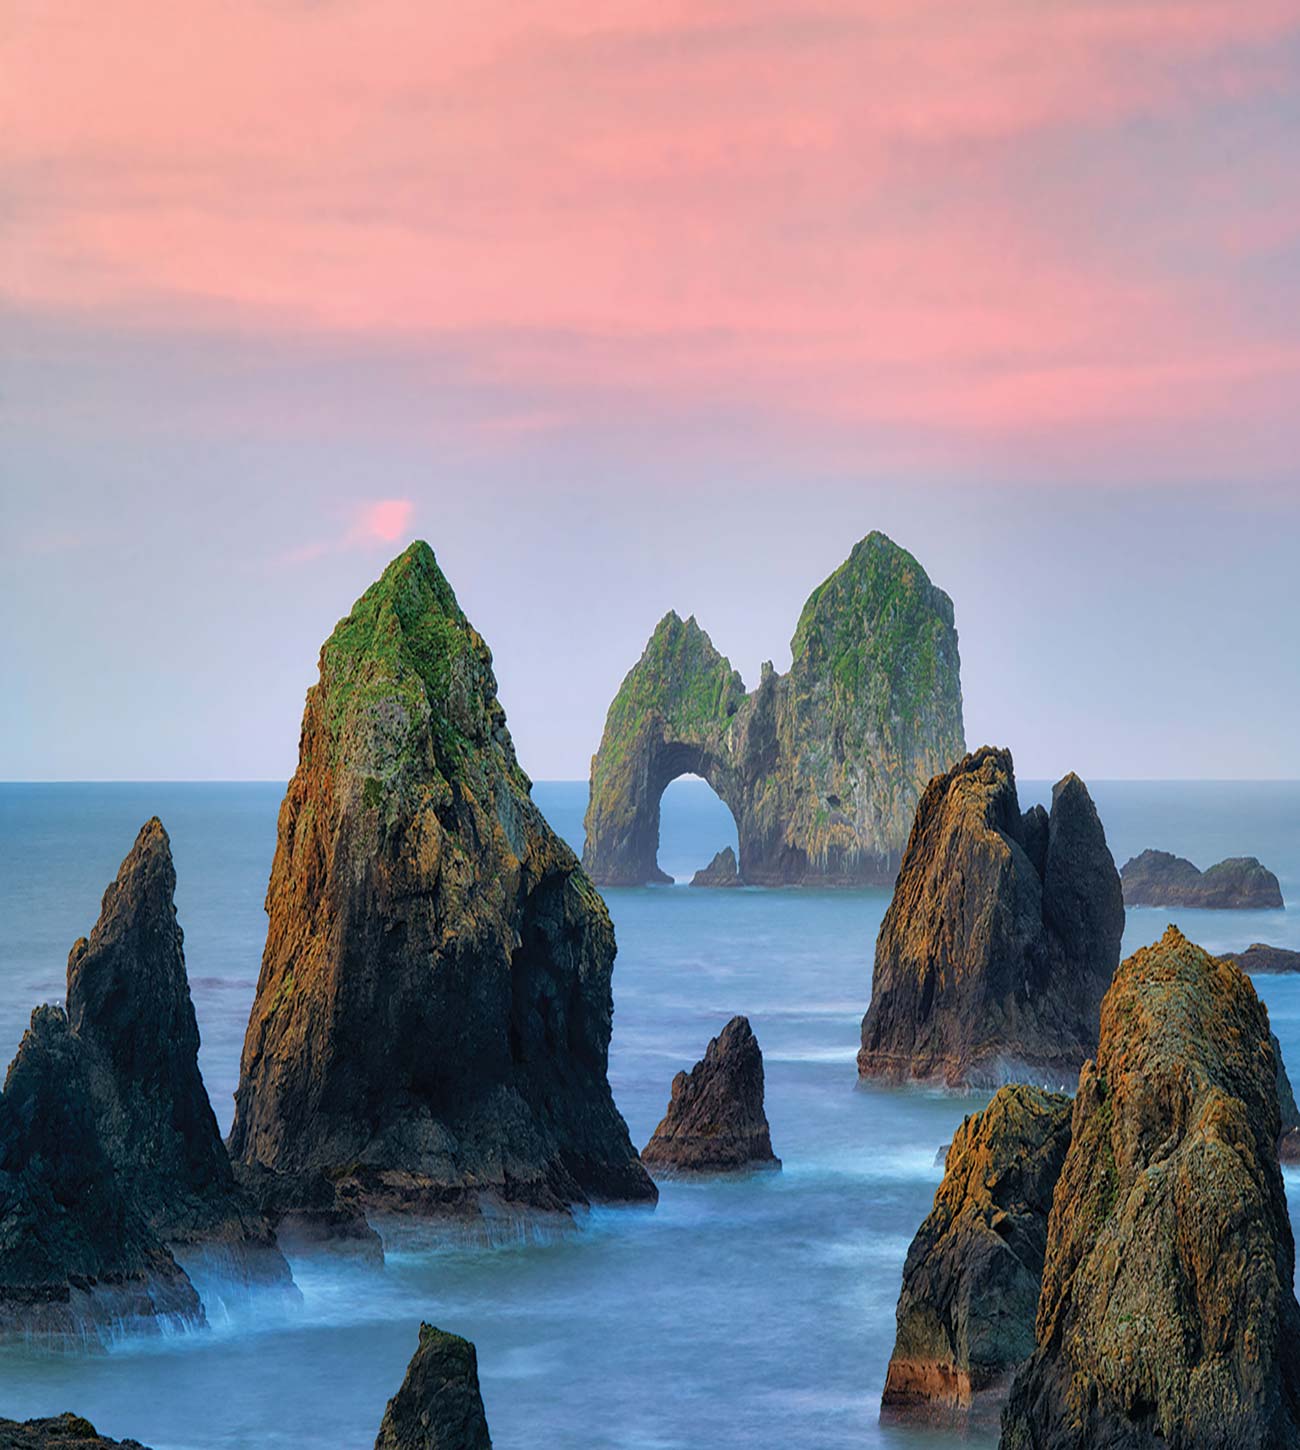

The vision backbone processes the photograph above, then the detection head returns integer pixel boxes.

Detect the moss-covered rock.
[583,533,964,886]
[228,542,654,1220]
[374,1323,492,1450]
[1000,927,1300,1450]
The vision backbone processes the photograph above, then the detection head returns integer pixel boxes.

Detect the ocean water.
[0,777,1297,1449]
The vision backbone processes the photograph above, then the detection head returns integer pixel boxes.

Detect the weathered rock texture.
[883,1085,1072,1417]
[66,819,291,1285]
[1221,942,1300,974]
[1000,926,1300,1450]
[583,532,964,886]
[641,1016,779,1172]
[1120,850,1284,909]
[0,1005,203,1342]
[375,1323,492,1450]
[228,542,654,1218]
[858,748,1124,1089]
[0,1415,150,1449]
[689,846,742,888]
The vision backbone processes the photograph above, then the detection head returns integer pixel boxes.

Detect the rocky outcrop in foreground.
[1001,926,1300,1450]
[858,749,1124,1089]
[375,1323,492,1450]
[583,532,965,886]
[642,1016,779,1172]
[883,1085,1072,1418]
[689,847,742,887]
[1221,942,1300,973]
[228,542,654,1220]
[0,1416,150,1449]
[0,1006,203,1342]
[66,819,291,1286]
[1120,850,1284,909]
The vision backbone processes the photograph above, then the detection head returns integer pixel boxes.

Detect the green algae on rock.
[1000,927,1300,1450]
[228,542,655,1221]
[582,532,964,886]
[883,1085,1072,1419]
[375,1323,492,1450]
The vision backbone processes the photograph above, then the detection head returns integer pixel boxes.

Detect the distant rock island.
[883,1084,1072,1418]
[583,532,965,887]
[1220,942,1300,973]
[227,541,655,1223]
[858,748,1124,1089]
[1120,849,1284,909]
[1001,927,1300,1449]
[642,1016,780,1173]
[689,846,742,887]
[375,1323,493,1450]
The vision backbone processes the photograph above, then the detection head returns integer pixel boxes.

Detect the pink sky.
[8,0,1300,476]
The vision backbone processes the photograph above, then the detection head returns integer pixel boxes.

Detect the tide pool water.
[0,778,1297,1449]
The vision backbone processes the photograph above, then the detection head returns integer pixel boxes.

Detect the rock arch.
[582,532,966,887]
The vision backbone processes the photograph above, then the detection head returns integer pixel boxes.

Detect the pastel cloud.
[276,499,415,567]
[6,0,1300,476]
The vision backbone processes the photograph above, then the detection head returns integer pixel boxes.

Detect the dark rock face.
[642,1016,779,1172]
[883,1085,1072,1417]
[375,1323,492,1450]
[1221,943,1300,974]
[228,542,654,1220]
[858,749,1124,1089]
[1000,927,1300,1450]
[66,819,291,1285]
[1121,850,1284,909]
[0,1415,150,1449]
[0,1005,203,1342]
[689,846,742,888]
[1273,1034,1300,1164]
[583,532,965,887]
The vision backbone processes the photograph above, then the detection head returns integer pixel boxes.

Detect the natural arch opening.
[658,773,740,884]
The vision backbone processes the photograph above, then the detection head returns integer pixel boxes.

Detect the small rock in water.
[375,1323,492,1450]
[1121,849,1284,909]
[642,1016,780,1173]
[0,1413,151,1448]
[1220,943,1300,974]
[689,846,742,887]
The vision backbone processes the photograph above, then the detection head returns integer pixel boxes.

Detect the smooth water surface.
[0,778,1297,1448]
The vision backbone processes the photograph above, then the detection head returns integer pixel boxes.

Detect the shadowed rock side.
[65,819,292,1287]
[883,1085,1072,1418]
[375,1323,492,1450]
[642,1016,779,1173]
[0,1006,203,1342]
[1221,942,1300,974]
[1121,850,1284,909]
[583,532,965,887]
[858,749,1124,1089]
[1273,1034,1300,1163]
[689,846,741,887]
[1000,927,1300,1450]
[228,542,654,1222]
[0,1415,151,1449]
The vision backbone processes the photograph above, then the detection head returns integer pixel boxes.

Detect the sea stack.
[66,819,291,1285]
[642,1016,779,1172]
[858,749,1124,1089]
[1120,850,1284,909]
[0,1006,203,1342]
[1274,1035,1300,1164]
[228,542,654,1218]
[689,846,742,887]
[0,1415,151,1449]
[1001,927,1300,1450]
[1220,943,1300,974]
[583,532,965,887]
[375,1324,492,1450]
[883,1085,1072,1418]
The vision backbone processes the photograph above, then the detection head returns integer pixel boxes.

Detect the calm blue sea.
[0,778,1297,1449]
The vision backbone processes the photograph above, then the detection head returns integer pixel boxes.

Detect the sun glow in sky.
[4,2,1299,779]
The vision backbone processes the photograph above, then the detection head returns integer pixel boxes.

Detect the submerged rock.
[0,1415,150,1449]
[0,1006,203,1343]
[1120,850,1284,909]
[1000,927,1300,1450]
[883,1085,1072,1417]
[1220,942,1300,974]
[66,819,292,1287]
[228,542,654,1220]
[642,1016,779,1173]
[689,846,742,888]
[858,749,1124,1089]
[375,1323,492,1450]
[583,532,965,887]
